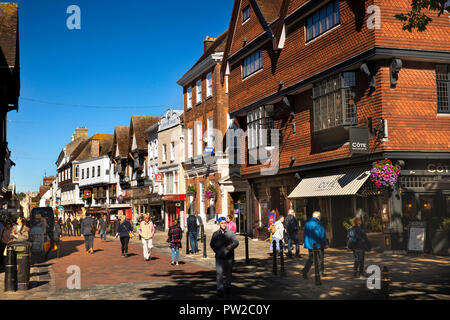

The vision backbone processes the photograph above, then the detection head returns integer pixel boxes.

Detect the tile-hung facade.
[128,116,160,225]
[222,0,450,250]
[0,3,19,207]
[178,32,251,233]
[157,109,186,230]
[110,126,132,220]
[144,122,164,230]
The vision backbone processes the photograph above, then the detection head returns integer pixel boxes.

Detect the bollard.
[279,239,285,277]
[272,240,277,275]
[245,233,250,265]
[200,225,205,243]
[203,234,207,258]
[4,246,17,292]
[313,244,321,286]
[186,231,190,255]
[381,266,390,300]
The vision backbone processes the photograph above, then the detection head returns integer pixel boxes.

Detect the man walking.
[66,217,72,236]
[347,217,371,279]
[187,211,198,254]
[72,216,79,237]
[139,215,155,261]
[285,209,301,258]
[302,211,328,278]
[81,213,95,254]
[210,217,239,298]
[99,215,109,241]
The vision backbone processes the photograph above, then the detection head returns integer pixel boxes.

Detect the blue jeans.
[84,234,94,251]
[99,229,107,240]
[287,233,300,256]
[216,258,233,291]
[171,247,180,262]
[188,232,198,253]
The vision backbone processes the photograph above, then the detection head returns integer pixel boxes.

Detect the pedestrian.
[168,219,182,265]
[58,218,64,237]
[81,213,95,254]
[347,217,371,279]
[226,214,237,234]
[0,220,12,269]
[187,211,199,254]
[285,209,301,258]
[270,215,285,253]
[66,217,72,236]
[115,215,133,257]
[302,211,329,279]
[47,217,62,259]
[139,214,155,261]
[210,217,239,298]
[98,215,109,241]
[10,217,30,242]
[72,217,79,237]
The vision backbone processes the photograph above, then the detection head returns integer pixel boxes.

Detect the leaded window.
[436,64,450,113]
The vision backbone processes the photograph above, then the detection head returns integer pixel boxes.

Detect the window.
[306,1,340,42]
[313,72,357,132]
[97,165,101,177]
[187,127,193,158]
[81,169,84,180]
[207,117,214,148]
[75,165,79,179]
[68,167,71,180]
[170,142,175,161]
[92,167,95,177]
[174,171,179,194]
[206,72,213,97]
[87,168,89,179]
[162,144,167,163]
[243,50,263,78]
[225,75,229,94]
[436,64,450,113]
[242,5,251,23]
[247,105,274,149]
[187,87,192,109]
[165,172,174,194]
[196,79,202,104]
[196,121,203,155]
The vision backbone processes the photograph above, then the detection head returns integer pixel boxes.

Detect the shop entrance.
[230,192,247,234]
[167,202,180,228]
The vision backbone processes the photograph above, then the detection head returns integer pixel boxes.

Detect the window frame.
[306,0,340,42]
[196,121,203,156]
[187,87,192,109]
[196,79,202,104]
[242,5,251,23]
[436,64,450,114]
[242,50,263,79]
[187,127,193,159]
[206,72,213,98]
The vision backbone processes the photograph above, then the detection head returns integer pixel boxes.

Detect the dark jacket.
[117,220,133,238]
[347,226,371,251]
[210,228,239,260]
[285,215,299,236]
[168,225,183,249]
[81,216,94,236]
[187,215,198,233]
[53,223,62,240]
[99,218,109,231]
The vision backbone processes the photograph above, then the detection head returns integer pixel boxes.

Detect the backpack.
[287,216,298,234]
[347,228,358,250]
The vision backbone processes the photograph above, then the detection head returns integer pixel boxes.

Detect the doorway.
[230,192,247,234]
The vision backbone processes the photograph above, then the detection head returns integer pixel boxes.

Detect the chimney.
[203,36,216,53]
[91,139,100,158]
[74,127,88,140]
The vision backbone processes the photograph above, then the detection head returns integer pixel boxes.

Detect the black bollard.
[279,239,285,277]
[4,246,17,292]
[381,266,390,300]
[313,244,321,286]
[186,231,190,255]
[272,240,277,275]
[200,225,205,243]
[245,233,250,265]
[203,234,207,258]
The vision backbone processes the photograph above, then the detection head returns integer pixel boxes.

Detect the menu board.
[407,221,426,253]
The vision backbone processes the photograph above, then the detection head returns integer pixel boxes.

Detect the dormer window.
[242,5,251,23]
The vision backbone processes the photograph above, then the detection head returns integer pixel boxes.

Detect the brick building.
[222,0,450,250]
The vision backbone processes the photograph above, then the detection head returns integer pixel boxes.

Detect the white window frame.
[196,121,203,156]
[206,72,213,98]
[207,117,213,148]
[162,144,167,163]
[187,87,192,109]
[196,79,202,104]
[170,141,175,162]
[188,127,193,158]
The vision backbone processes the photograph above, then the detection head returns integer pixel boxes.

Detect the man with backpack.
[347,217,371,279]
[285,209,301,258]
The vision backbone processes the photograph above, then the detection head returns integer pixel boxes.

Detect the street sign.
[155,173,163,183]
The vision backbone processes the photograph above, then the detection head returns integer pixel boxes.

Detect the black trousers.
[303,248,325,274]
[120,236,129,254]
[353,249,365,275]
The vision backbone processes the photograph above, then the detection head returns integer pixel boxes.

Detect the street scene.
[0,0,449,308]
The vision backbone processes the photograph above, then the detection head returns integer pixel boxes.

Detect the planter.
[432,230,449,256]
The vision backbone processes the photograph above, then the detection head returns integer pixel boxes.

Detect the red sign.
[161,194,186,201]
[154,173,163,183]
[84,190,92,199]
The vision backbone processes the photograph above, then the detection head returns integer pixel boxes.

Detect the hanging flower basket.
[205,186,217,201]
[186,185,197,197]
[370,159,401,188]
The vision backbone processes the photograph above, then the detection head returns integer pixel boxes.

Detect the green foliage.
[342,218,354,231]
[186,185,197,197]
[366,217,383,232]
[395,0,448,32]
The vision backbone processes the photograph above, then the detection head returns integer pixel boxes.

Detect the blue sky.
[7,0,234,192]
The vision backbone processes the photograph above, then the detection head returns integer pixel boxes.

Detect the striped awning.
[288,168,371,198]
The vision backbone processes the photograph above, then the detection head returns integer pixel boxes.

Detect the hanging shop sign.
[154,173,163,183]
[349,126,369,154]
[84,190,92,199]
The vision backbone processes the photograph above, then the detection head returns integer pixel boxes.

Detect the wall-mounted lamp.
[390,58,403,89]
[243,38,247,46]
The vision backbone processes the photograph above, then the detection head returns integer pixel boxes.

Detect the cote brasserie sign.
[349,126,369,154]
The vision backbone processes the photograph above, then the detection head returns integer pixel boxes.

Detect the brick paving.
[1,228,449,300]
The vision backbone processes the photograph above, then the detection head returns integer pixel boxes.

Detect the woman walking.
[139,215,155,261]
[270,216,285,253]
[168,219,182,266]
[116,216,133,257]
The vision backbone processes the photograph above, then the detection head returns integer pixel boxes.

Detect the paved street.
[1,229,449,300]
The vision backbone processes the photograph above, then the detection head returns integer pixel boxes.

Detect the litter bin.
[8,241,31,290]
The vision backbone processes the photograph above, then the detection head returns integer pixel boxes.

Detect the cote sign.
[349,127,369,154]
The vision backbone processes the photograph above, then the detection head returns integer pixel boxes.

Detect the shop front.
[161,194,185,230]
[148,193,163,230]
